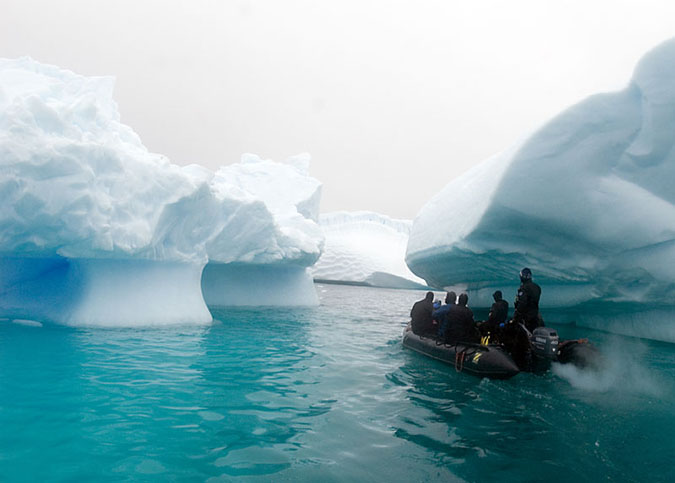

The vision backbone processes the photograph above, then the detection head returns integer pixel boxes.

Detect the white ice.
[406,38,675,342]
[311,211,429,289]
[0,58,323,326]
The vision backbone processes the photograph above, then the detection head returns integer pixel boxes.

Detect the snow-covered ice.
[311,212,429,289]
[406,38,675,342]
[199,153,322,307]
[0,58,323,326]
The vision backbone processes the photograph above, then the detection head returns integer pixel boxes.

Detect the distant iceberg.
[406,39,675,342]
[312,211,429,289]
[0,58,323,326]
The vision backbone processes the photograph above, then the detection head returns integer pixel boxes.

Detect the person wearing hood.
[481,290,509,335]
[410,291,436,336]
[433,291,456,339]
[440,293,480,343]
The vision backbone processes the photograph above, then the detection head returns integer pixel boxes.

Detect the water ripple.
[0,285,673,482]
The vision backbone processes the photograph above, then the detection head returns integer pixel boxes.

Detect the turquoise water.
[0,284,673,482]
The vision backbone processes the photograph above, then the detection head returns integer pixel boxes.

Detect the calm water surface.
[0,284,673,482]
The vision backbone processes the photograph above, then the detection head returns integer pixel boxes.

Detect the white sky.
[2,0,675,218]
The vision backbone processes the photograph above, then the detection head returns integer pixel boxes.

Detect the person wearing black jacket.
[513,268,542,332]
[410,291,436,336]
[481,290,509,334]
[442,293,479,343]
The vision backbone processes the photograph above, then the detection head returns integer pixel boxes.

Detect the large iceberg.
[311,211,429,289]
[0,58,323,326]
[406,39,675,342]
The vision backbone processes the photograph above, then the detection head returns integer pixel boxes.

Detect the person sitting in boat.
[433,291,456,339]
[441,293,480,344]
[513,267,543,332]
[480,290,509,335]
[410,291,436,336]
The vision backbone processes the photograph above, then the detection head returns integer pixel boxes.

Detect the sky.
[2,0,675,219]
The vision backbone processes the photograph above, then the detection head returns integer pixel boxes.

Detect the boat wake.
[552,338,664,397]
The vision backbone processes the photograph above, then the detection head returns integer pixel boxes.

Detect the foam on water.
[552,337,665,397]
[11,319,42,328]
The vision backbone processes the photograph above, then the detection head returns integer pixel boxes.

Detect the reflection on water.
[0,285,673,482]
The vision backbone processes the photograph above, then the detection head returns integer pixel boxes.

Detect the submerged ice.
[311,212,428,289]
[0,58,323,326]
[406,39,675,342]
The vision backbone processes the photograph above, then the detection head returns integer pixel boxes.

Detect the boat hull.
[402,326,520,379]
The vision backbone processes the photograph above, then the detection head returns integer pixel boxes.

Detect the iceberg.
[0,58,323,326]
[201,153,323,307]
[312,211,429,289]
[406,39,675,342]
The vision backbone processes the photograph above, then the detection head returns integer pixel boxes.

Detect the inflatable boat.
[402,326,520,379]
[402,323,600,379]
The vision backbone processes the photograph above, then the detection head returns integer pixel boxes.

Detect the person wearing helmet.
[513,267,542,332]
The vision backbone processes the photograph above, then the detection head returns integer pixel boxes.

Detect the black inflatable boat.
[402,326,520,379]
[402,323,600,379]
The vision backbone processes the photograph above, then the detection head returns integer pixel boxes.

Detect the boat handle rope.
[455,350,466,372]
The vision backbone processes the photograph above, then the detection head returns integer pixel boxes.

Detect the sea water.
[0,284,673,482]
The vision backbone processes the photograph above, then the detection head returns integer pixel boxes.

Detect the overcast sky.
[2,0,675,218]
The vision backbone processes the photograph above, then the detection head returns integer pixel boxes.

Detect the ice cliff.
[406,38,675,342]
[311,212,428,289]
[0,58,323,326]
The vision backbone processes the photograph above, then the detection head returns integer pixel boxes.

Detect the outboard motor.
[531,327,559,360]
